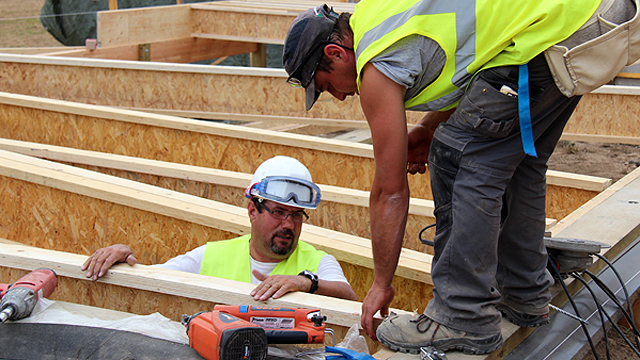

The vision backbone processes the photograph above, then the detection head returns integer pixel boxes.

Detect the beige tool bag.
[545,0,640,97]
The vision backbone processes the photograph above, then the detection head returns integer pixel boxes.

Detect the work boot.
[496,303,549,327]
[376,313,503,355]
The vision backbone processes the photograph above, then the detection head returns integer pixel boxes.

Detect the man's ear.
[248,200,258,222]
[324,43,348,61]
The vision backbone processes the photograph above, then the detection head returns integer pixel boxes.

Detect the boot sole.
[497,304,550,328]
[379,333,503,355]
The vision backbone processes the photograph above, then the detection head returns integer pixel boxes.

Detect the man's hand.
[361,282,395,340]
[250,270,311,301]
[407,109,456,175]
[81,244,137,280]
[407,124,433,174]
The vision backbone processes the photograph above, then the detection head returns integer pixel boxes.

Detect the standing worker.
[283,0,639,355]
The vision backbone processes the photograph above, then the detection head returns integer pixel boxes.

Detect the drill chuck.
[0,307,13,324]
[0,287,38,323]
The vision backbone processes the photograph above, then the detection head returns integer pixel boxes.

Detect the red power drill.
[0,268,58,325]
[213,305,329,344]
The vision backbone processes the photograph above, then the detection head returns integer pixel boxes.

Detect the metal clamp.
[420,346,447,360]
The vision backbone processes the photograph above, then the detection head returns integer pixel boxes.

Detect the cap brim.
[305,78,320,111]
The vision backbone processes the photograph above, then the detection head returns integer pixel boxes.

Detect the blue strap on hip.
[518,64,537,157]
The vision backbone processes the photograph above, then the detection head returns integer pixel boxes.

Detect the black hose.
[595,253,640,349]
[571,273,611,360]
[419,223,436,247]
[573,272,640,359]
[548,258,601,360]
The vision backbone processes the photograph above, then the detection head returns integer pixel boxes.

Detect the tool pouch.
[545,0,640,97]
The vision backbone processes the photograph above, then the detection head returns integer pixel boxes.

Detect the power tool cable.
[594,252,640,349]
[573,271,640,359]
[548,259,601,360]
[584,269,640,340]
[570,273,612,360]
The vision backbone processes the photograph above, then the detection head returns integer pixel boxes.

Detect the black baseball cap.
[283,5,339,111]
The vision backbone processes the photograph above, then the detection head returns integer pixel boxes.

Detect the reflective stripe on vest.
[200,234,326,282]
[351,0,601,111]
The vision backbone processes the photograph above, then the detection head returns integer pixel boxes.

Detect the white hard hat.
[245,156,321,209]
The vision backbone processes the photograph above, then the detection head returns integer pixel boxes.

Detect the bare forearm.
[369,185,409,288]
[316,280,358,301]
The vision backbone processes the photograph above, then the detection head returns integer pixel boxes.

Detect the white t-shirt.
[152,244,349,285]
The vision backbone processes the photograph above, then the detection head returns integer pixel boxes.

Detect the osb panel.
[339,262,433,313]
[72,164,435,253]
[0,103,433,201]
[567,93,640,136]
[97,5,192,47]
[0,176,235,264]
[546,187,599,221]
[192,10,293,40]
[0,62,367,121]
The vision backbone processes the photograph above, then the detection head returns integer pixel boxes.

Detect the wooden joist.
[39,38,259,63]
[0,92,609,222]
[0,149,433,311]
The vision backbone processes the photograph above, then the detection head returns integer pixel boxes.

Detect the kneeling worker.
[82,156,358,301]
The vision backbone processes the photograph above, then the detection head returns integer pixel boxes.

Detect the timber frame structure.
[2,1,640,359]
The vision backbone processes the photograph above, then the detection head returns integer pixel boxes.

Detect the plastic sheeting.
[18,298,189,344]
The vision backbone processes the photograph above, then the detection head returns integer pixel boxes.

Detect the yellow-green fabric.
[200,234,326,282]
[350,0,601,111]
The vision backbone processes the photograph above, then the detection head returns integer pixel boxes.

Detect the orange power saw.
[212,305,332,345]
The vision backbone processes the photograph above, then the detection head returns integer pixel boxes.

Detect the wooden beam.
[128,108,372,128]
[250,43,267,67]
[560,132,640,146]
[0,47,83,55]
[0,92,607,222]
[0,149,434,311]
[39,38,259,63]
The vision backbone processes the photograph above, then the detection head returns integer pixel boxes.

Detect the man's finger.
[125,254,137,266]
[252,270,267,281]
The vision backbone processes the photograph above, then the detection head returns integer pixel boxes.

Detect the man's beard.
[270,229,295,255]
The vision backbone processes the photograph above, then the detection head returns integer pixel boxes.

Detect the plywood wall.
[0,176,235,264]
[566,93,640,137]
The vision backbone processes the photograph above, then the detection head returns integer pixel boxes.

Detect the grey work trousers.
[424,54,582,334]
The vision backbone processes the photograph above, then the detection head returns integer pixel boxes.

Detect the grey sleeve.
[370,34,446,101]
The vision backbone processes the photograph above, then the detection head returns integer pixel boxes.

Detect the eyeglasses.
[286,42,354,89]
[258,202,309,224]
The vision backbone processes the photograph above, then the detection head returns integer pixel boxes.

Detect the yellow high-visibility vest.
[351,0,601,110]
[200,234,326,282]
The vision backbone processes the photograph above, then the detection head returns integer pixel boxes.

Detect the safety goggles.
[247,176,321,209]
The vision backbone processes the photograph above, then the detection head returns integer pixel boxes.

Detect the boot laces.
[411,314,441,339]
